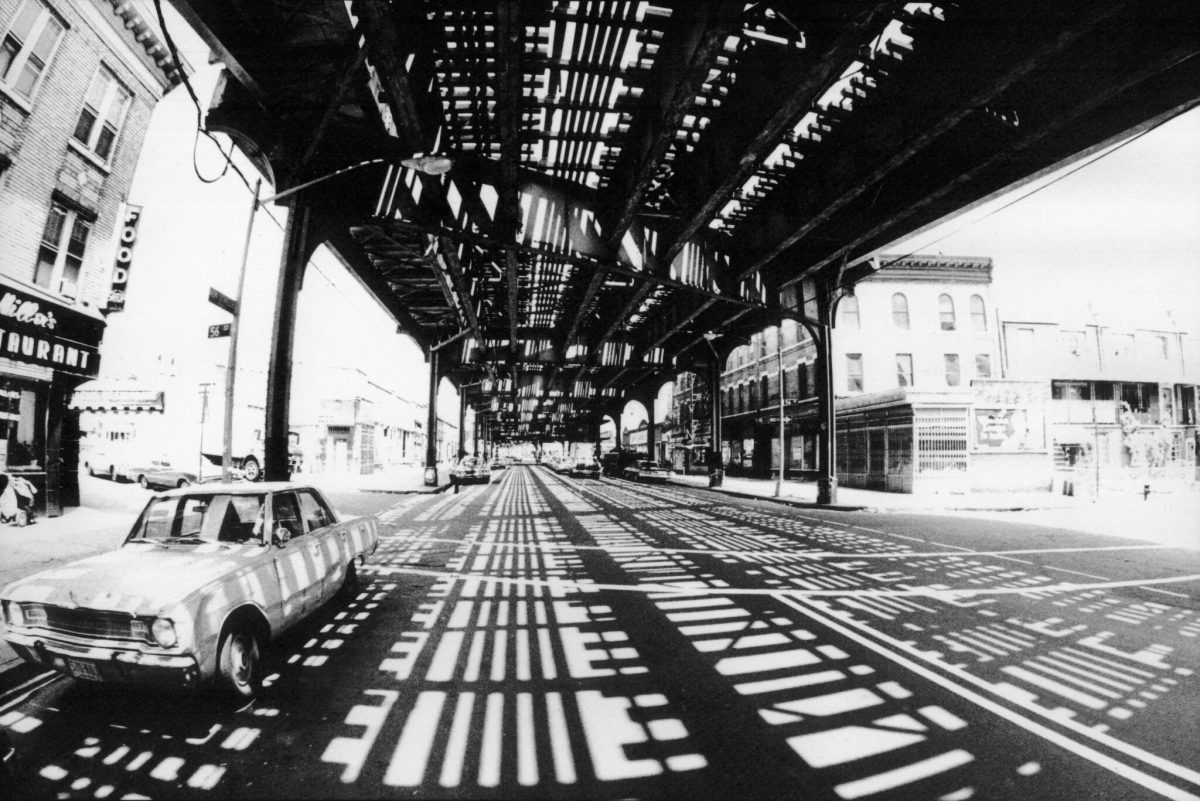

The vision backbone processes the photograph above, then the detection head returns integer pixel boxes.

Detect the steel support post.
[424,348,440,485]
[458,391,467,459]
[264,204,313,482]
[815,286,838,505]
[708,360,724,487]
[645,395,656,460]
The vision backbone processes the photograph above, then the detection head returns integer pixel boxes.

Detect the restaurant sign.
[0,282,103,378]
[106,204,143,313]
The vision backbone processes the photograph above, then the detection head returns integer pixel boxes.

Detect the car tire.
[217,625,262,698]
[139,476,149,489]
[338,561,361,600]
[108,465,117,481]
[86,463,95,477]
[177,479,191,488]
[242,458,261,482]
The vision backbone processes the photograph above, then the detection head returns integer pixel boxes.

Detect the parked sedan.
[1,483,379,698]
[450,457,490,485]
[569,460,601,479]
[623,460,670,483]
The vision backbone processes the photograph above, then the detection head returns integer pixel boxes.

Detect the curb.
[353,484,453,495]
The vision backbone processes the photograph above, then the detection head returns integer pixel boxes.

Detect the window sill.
[66,138,112,175]
[0,83,34,115]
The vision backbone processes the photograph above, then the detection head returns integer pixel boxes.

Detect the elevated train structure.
[170,0,1200,499]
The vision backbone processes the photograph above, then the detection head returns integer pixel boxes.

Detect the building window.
[0,0,63,102]
[748,381,757,409]
[738,385,746,413]
[892,293,909,329]
[975,353,991,379]
[840,295,860,329]
[846,354,863,392]
[970,294,987,331]
[944,353,961,386]
[761,376,770,406]
[0,378,44,471]
[34,202,91,300]
[73,66,133,163]
[896,354,913,387]
[796,363,807,399]
[938,294,956,330]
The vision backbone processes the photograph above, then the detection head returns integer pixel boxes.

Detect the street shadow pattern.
[2,467,1197,799]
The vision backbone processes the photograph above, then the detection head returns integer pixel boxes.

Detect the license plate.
[67,658,102,681]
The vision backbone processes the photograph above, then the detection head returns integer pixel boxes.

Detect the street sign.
[208,287,238,315]
[208,323,231,338]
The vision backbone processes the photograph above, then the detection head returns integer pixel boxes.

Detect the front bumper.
[5,629,200,689]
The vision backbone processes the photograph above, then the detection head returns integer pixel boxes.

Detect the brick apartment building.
[0,0,182,513]
[671,254,1200,495]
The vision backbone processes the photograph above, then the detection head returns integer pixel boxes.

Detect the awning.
[70,389,164,412]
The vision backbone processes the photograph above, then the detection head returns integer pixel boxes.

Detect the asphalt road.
[2,466,1198,800]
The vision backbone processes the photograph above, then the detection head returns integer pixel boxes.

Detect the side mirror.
[273,525,291,545]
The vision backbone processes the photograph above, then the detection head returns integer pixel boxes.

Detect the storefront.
[0,280,104,516]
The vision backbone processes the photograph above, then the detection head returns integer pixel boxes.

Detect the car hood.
[2,542,262,615]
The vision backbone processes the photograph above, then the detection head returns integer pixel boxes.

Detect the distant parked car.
[553,458,573,474]
[623,460,670,483]
[450,457,489,485]
[139,465,199,490]
[1,483,379,698]
[569,460,601,479]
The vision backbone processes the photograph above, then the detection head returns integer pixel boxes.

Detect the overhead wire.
[151,0,363,310]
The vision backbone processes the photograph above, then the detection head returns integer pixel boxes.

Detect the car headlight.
[5,602,24,627]
[151,617,177,648]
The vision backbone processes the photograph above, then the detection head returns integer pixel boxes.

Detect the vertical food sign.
[106,203,142,313]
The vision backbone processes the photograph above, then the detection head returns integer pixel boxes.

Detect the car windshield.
[129,493,266,544]
[639,461,658,469]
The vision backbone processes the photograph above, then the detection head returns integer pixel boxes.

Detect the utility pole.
[224,178,261,482]
[198,382,214,480]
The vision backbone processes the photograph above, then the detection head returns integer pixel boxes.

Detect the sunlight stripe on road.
[438,692,475,788]
[834,749,975,800]
[384,691,445,787]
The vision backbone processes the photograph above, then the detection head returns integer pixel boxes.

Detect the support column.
[424,347,440,485]
[264,204,314,482]
[644,395,656,461]
[458,391,468,459]
[708,360,724,487]
[815,284,838,505]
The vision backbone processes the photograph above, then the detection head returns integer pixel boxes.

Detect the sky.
[890,106,1200,327]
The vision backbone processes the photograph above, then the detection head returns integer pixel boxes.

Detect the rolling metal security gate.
[914,408,970,493]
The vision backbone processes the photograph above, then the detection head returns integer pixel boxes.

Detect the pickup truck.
[0,483,378,698]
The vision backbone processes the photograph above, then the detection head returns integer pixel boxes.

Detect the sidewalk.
[666,472,1200,550]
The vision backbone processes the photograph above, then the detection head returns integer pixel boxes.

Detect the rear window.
[129,494,265,544]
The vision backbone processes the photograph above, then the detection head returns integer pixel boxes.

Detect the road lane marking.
[382,533,1176,561]
[371,563,1200,599]
[772,593,1200,801]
